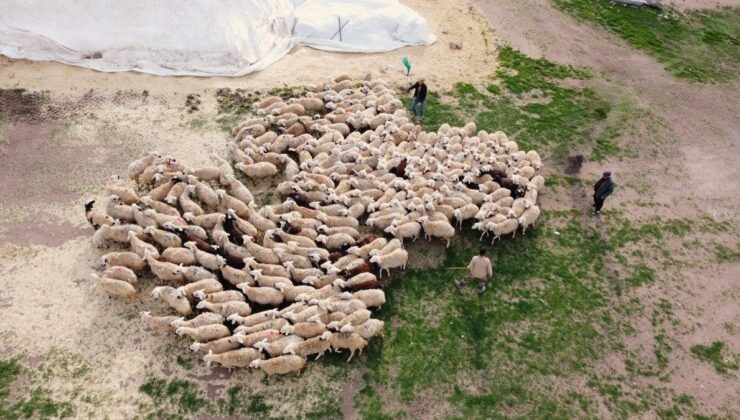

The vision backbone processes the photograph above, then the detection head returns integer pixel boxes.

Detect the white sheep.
[195,300,251,317]
[418,216,455,248]
[328,332,368,361]
[152,286,192,316]
[140,311,179,334]
[203,348,262,369]
[282,331,333,359]
[236,284,284,307]
[177,278,223,299]
[518,205,541,234]
[171,312,225,329]
[254,335,305,358]
[369,248,408,278]
[249,355,306,376]
[384,221,421,243]
[190,335,240,354]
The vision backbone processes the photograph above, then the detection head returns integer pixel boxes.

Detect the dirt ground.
[1,0,738,418]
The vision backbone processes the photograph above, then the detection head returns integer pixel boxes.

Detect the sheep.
[369,248,408,278]
[280,320,327,339]
[347,238,387,259]
[326,298,367,314]
[236,161,279,178]
[190,335,240,354]
[246,258,289,278]
[355,319,385,340]
[227,310,277,327]
[84,199,114,230]
[144,252,185,282]
[102,265,138,284]
[176,324,231,342]
[222,265,255,287]
[194,290,245,304]
[236,284,284,306]
[196,300,252,317]
[105,195,135,222]
[144,226,182,249]
[328,332,368,361]
[127,231,159,259]
[489,219,519,243]
[333,272,378,290]
[140,311,179,334]
[186,242,225,271]
[178,265,216,282]
[101,252,146,273]
[151,286,192,316]
[92,223,144,246]
[203,348,262,369]
[275,282,316,302]
[327,309,372,331]
[235,329,283,347]
[91,274,137,299]
[176,278,223,299]
[249,355,306,376]
[127,151,161,181]
[352,289,386,308]
[316,233,356,250]
[160,247,196,266]
[171,312,225,329]
[418,216,455,247]
[235,318,289,335]
[283,331,333,359]
[518,205,541,234]
[254,335,305,358]
[384,221,421,243]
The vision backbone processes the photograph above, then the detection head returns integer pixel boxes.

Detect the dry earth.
[0,0,738,418]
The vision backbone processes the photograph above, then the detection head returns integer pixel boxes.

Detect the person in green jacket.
[592,171,615,215]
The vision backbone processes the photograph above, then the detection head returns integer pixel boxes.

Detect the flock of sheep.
[86,75,544,375]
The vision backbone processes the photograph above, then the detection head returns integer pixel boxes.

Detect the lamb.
[254,335,305,358]
[190,335,240,354]
[176,278,223,299]
[249,355,306,376]
[236,284,284,306]
[140,311,179,334]
[196,300,252,317]
[101,252,146,272]
[203,348,262,369]
[369,248,409,278]
[102,265,138,284]
[328,332,368,361]
[176,324,230,343]
[384,221,421,243]
[418,216,455,247]
[91,274,137,299]
[151,286,192,316]
[171,312,225,329]
[283,331,333,359]
[517,205,541,234]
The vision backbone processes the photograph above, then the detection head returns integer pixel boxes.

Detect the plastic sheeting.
[0,0,435,76]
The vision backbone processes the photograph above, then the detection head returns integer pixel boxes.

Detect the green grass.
[404,47,623,163]
[715,243,740,262]
[689,341,739,374]
[0,357,74,419]
[355,212,704,418]
[554,1,740,82]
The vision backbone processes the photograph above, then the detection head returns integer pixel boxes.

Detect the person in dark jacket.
[407,79,427,121]
[592,171,615,215]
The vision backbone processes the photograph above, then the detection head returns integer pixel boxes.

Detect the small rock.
[441,30,449,35]
[449,42,463,50]
[363,73,372,81]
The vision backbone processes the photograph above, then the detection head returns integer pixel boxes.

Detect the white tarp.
[0,0,435,77]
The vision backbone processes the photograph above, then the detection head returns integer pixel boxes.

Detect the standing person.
[592,171,615,216]
[454,249,492,294]
[407,78,427,122]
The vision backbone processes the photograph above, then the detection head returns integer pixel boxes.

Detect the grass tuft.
[689,341,739,374]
